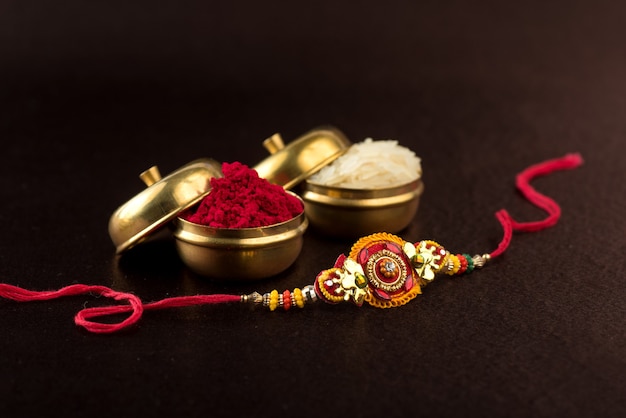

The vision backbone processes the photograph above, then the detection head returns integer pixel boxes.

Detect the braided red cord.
[490,153,583,258]
[0,283,240,333]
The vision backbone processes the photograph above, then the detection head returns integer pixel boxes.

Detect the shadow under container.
[173,193,308,280]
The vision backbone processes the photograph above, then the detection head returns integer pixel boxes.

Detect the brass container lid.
[108,158,223,254]
[253,126,351,189]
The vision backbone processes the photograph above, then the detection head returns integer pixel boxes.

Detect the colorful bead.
[445,254,460,275]
[293,288,305,308]
[463,253,474,273]
[241,292,263,304]
[269,289,279,311]
[282,290,292,310]
[457,254,468,275]
[472,254,490,268]
[302,285,318,303]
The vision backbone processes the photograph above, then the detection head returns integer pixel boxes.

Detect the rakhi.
[0,153,583,333]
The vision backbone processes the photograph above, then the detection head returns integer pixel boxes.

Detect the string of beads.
[241,285,318,311]
[443,253,490,276]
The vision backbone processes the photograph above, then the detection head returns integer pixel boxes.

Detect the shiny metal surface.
[173,193,308,280]
[253,126,351,189]
[108,158,223,254]
[302,179,424,238]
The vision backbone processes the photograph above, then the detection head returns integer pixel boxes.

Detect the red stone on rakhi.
[357,242,386,265]
[373,288,392,301]
[404,277,414,292]
[334,254,347,268]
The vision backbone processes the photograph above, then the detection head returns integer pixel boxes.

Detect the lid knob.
[139,166,162,187]
[253,127,351,190]
[262,133,285,155]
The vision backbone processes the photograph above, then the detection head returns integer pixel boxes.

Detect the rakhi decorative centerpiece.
[250,232,489,311]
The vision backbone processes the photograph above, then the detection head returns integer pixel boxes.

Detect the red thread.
[76,294,240,333]
[0,283,240,334]
[490,153,583,258]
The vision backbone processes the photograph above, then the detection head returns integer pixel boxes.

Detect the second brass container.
[173,193,308,280]
[301,179,424,238]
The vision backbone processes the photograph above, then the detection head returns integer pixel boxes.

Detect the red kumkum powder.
[183,162,303,228]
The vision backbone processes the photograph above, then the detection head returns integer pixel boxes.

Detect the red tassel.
[490,153,583,258]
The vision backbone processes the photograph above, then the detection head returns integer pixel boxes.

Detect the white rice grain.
[307,138,422,189]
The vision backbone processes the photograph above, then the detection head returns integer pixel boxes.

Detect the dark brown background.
[1,1,624,417]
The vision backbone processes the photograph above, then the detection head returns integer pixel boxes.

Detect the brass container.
[252,127,424,237]
[173,193,308,280]
[301,179,424,238]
